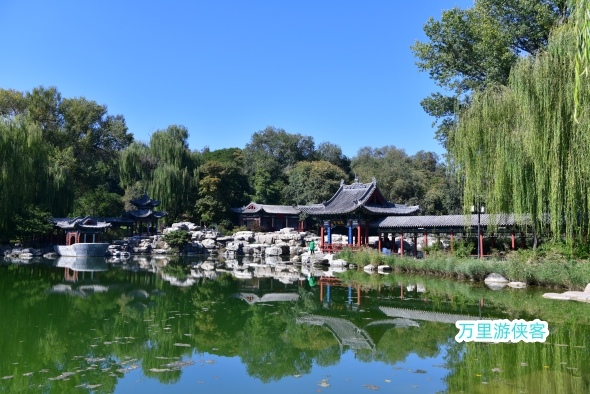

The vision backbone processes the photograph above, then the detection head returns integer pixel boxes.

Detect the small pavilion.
[124,193,167,235]
[52,216,112,246]
[232,203,302,231]
[298,177,419,251]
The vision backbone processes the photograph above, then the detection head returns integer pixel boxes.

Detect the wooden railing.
[319,244,363,253]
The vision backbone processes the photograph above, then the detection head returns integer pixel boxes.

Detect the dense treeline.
[0,87,457,242]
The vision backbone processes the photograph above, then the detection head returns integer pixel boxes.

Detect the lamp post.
[471,202,485,258]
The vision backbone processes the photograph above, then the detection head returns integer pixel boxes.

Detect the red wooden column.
[400,232,404,257]
[450,230,454,253]
[320,226,325,248]
[357,224,362,247]
[378,233,382,252]
[413,234,418,257]
[424,231,428,249]
[511,230,516,250]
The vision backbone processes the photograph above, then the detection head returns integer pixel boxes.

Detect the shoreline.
[335,248,590,291]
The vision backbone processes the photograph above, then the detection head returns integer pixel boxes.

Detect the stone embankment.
[108,223,333,263]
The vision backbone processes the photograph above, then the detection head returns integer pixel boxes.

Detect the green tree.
[195,160,249,225]
[0,86,133,217]
[314,141,352,176]
[72,185,124,217]
[243,126,315,204]
[120,125,200,221]
[351,147,451,214]
[450,21,590,244]
[412,0,567,147]
[284,161,348,205]
[14,205,54,244]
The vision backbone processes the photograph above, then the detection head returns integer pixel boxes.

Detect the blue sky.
[0,0,472,159]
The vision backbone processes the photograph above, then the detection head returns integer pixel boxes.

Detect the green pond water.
[0,256,589,393]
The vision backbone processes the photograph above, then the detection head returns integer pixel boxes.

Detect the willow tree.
[450,22,590,243]
[0,117,71,239]
[119,125,200,221]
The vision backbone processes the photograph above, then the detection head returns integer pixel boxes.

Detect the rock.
[265,246,283,256]
[486,282,507,290]
[542,293,573,300]
[330,259,349,267]
[377,265,391,272]
[484,273,509,283]
[585,283,590,293]
[201,239,217,249]
[508,281,527,288]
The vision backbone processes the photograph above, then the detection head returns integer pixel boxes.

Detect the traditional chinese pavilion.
[124,192,167,235]
[232,203,302,231]
[298,177,419,249]
[52,216,112,256]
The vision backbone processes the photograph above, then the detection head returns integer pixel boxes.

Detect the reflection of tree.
[373,322,455,365]
[237,306,314,382]
[444,322,590,392]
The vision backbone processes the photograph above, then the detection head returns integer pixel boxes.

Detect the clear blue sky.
[0,0,472,159]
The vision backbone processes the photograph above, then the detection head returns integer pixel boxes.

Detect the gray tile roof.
[374,213,531,230]
[299,178,419,216]
[125,209,168,220]
[130,192,161,208]
[53,216,112,230]
[232,202,300,215]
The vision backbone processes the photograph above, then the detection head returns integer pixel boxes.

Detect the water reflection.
[0,255,589,393]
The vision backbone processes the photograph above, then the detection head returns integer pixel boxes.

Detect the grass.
[335,247,590,290]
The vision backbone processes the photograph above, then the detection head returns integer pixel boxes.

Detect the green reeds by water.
[335,248,590,290]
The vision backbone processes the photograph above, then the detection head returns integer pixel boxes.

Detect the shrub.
[163,230,191,250]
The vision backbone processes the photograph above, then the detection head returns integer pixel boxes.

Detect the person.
[309,240,316,254]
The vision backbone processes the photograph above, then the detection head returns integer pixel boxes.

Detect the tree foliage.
[243,126,315,204]
[195,159,249,225]
[119,125,200,221]
[163,230,191,250]
[284,161,348,205]
[351,147,454,214]
[412,0,567,146]
[450,21,590,242]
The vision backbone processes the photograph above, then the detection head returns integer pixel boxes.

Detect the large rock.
[484,273,509,283]
[201,239,217,249]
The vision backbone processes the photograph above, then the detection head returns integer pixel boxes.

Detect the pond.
[1,255,589,393]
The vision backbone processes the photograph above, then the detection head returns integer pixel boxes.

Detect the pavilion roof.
[130,193,161,209]
[125,209,168,220]
[298,178,419,216]
[231,202,300,215]
[52,216,112,231]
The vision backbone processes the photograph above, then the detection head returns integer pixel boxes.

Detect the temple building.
[298,177,419,250]
[232,203,302,231]
[124,192,168,235]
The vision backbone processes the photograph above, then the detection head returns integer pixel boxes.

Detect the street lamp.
[471,202,485,258]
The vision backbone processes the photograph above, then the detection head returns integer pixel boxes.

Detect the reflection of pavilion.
[55,256,108,282]
[297,315,376,353]
[379,307,480,324]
